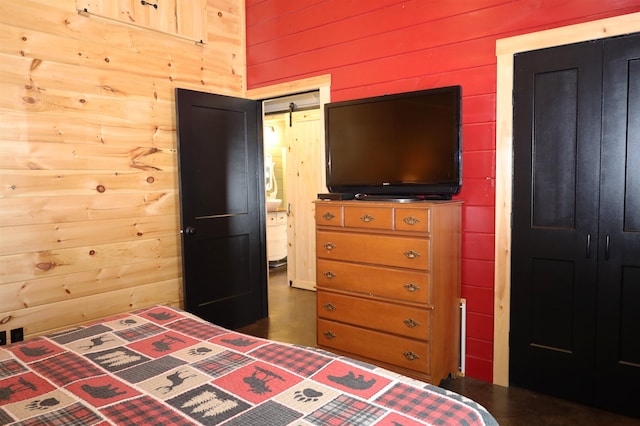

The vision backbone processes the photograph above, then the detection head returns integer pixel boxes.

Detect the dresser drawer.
[316,204,343,226]
[318,319,430,373]
[317,259,429,304]
[395,208,430,233]
[316,231,429,269]
[344,206,393,230]
[317,291,430,339]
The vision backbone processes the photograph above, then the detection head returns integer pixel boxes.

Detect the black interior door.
[176,88,268,329]
[510,40,603,404]
[595,34,640,416]
[511,34,640,418]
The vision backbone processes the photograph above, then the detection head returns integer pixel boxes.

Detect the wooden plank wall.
[0,0,245,340]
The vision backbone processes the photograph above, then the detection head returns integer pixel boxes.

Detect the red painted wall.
[245,0,640,382]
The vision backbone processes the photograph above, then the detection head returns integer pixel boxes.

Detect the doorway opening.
[261,91,324,291]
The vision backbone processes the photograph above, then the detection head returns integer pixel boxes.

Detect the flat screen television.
[324,86,462,200]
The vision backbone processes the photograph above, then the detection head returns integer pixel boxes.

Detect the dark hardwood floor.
[238,268,640,425]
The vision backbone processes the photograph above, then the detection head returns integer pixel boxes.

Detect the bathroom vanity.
[266,210,287,266]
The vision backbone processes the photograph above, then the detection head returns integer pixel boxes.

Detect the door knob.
[183,226,196,235]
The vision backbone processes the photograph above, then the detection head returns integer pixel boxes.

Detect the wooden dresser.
[315,200,461,385]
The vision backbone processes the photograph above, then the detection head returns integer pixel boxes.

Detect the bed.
[0,305,498,425]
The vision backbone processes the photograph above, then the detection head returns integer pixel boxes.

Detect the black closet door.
[510,40,603,404]
[595,34,640,417]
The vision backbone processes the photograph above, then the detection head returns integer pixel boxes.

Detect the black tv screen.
[325,86,462,199]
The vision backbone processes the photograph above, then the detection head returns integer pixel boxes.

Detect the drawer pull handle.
[323,303,336,311]
[323,242,336,250]
[360,214,375,223]
[404,250,420,259]
[404,283,420,292]
[403,351,420,361]
[403,318,420,328]
[403,216,421,225]
[324,331,336,339]
[322,212,335,221]
[323,271,336,279]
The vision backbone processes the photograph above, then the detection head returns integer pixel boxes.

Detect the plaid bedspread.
[0,306,498,425]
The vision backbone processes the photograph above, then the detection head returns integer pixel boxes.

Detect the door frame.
[245,75,331,280]
[264,108,323,290]
[493,12,640,386]
[245,74,331,129]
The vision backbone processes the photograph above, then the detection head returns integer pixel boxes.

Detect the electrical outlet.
[10,327,24,343]
[0,331,6,345]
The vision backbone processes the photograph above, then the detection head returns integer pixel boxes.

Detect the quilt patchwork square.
[65,333,126,355]
[191,350,253,378]
[51,325,113,346]
[249,342,333,378]
[116,355,186,384]
[16,402,104,426]
[166,317,229,341]
[113,322,164,343]
[84,347,150,373]
[99,315,144,332]
[272,380,341,414]
[127,332,200,358]
[375,382,481,425]
[305,394,387,426]
[167,341,226,363]
[3,389,77,421]
[8,339,64,363]
[166,383,250,424]
[31,352,105,386]
[66,375,140,408]
[137,366,211,400]
[210,332,264,353]
[312,360,391,400]
[222,400,303,426]
[0,359,27,379]
[138,307,181,324]
[214,361,304,404]
[0,373,56,405]
[102,395,191,425]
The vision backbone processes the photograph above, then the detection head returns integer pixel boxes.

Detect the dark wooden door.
[594,34,640,416]
[175,88,268,329]
[511,40,603,405]
[511,33,640,418]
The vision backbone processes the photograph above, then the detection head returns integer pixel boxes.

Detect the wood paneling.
[76,0,208,43]
[0,257,180,312]
[0,237,179,285]
[0,0,245,340]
